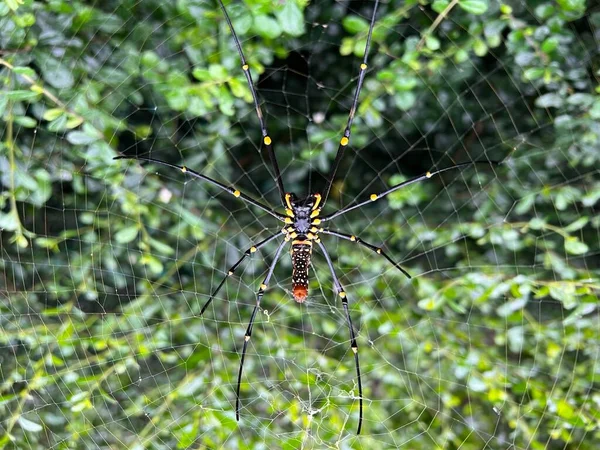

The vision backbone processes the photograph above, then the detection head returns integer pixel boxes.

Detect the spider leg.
[322,161,500,222]
[315,240,363,435]
[199,233,282,316]
[217,0,286,207]
[322,0,380,206]
[320,229,411,279]
[236,240,287,421]
[113,156,285,221]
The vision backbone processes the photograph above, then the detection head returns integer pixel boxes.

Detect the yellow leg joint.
[310,209,320,218]
[250,246,257,253]
[284,217,293,224]
[285,193,293,210]
[242,64,249,71]
[181,166,187,173]
[264,136,272,145]
[340,137,349,146]
[233,190,241,197]
[370,194,378,201]
[360,63,367,70]
[426,171,432,178]
[260,283,267,290]
[339,291,346,298]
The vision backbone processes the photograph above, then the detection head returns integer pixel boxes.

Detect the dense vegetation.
[1,0,598,448]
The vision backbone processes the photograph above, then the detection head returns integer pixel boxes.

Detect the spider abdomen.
[291,239,313,303]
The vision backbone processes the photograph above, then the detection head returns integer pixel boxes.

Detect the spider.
[115,0,497,434]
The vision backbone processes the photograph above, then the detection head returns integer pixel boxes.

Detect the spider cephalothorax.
[114,0,498,435]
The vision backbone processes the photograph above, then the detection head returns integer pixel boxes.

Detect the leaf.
[564,217,588,232]
[253,15,282,39]
[43,108,65,121]
[148,237,174,256]
[14,116,37,128]
[535,93,563,108]
[564,238,589,255]
[342,15,369,34]
[6,0,23,12]
[524,67,544,81]
[4,90,40,101]
[114,225,139,244]
[0,212,20,232]
[66,131,98,145]
[276,1,305,37]
[394,91,416,111]
[432,0,450,13]
[17,417,43,433]
[459,0,489,15]
[39,56,74,89]
[425,35,441,51]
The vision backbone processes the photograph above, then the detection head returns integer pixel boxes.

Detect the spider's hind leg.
[315,240,364,435]
[236,240,287,421]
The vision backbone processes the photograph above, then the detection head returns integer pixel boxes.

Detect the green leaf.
[564,217,588,232]
[4,90,40,101]
[14,116,37,128]
[12,66,36,78]
[148,237,174,256]
[541,37,558,53]
[524,67,544,81]
[426,35,441,51]
[459,0,489,15]
[114,225,139,244]
[473,39,488,56]
[254,15,282,39]
[0,212,20,231]
[535,93,563,108]
[564,238,588,255]
[43,108,65,121]
[66,131,98,145]
[342,15,369,34]
[432,0,450,13]
[5,0,23,12]
[276,1,305,37]
[17,417,43,433]
[394,91,416,111]
[38,56,74,89]
[556,399,575,420]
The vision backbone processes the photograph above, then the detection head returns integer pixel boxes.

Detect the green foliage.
[1,0,599,448]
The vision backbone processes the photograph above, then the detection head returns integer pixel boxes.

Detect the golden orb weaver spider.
[115,0,498,434]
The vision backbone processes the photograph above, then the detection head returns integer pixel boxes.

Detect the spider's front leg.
[320,229,411,279]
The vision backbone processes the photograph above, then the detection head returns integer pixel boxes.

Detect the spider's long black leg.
[322,161,500,222]
[322,0,380,206]
[320,229,411,279]
[217,0,286,207]
[199,232,282,316]
[114,156,285,221]
[315,240,363,435]
[236,240,287,421]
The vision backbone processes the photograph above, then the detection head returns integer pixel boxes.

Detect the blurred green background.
[1,0,599,448]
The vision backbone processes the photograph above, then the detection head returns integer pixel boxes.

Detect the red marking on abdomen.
[292,285,308,303]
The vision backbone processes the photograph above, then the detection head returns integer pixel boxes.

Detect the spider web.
[1,0,599,448]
